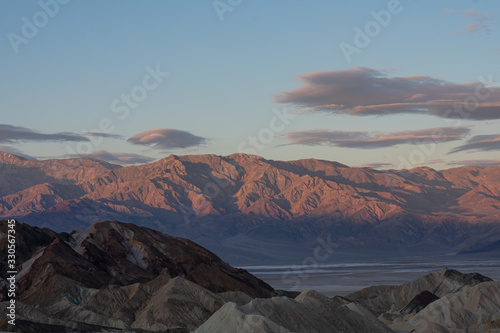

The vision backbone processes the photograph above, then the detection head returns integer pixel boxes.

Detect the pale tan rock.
[195,289,393,333]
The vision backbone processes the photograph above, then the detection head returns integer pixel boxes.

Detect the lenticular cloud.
[275,67,500,120]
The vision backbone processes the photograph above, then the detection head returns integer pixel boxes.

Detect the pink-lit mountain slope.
[1,152,499,260]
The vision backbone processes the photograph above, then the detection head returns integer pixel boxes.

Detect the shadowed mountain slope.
[1,152,500,262]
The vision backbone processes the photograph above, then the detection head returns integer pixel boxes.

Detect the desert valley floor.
[242,254,500,296]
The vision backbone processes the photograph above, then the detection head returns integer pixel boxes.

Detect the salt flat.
[240,254,500,296]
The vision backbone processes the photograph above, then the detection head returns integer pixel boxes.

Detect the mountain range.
[1,152,500,263]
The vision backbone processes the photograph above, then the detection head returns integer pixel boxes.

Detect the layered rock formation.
[343,268,499,332]
[395,281,500,332]
[0,220,274,332]
[195,289,392,333]
[346,268,491,315]
[1,221,499,332]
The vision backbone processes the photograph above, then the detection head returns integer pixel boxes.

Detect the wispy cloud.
[427,159,445,165]
[448,159,500,167]
[64,150,156,165]
[443,8,494,34]
[449,134,500,153]
[128,129,208,150]
[281,127,470,149]
[0,145,37,160]
[362,162,393,169]
[0,124,89,143]
[83,132,124,139]
[275,67,500,120]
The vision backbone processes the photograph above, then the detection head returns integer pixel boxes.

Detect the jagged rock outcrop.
[195,289,393,333]
[389,281,500,332]
[0,220,276,332]
[12,220,275,301]
[346,268,497,332]
[346,268,492,316]
[0,220,58,278]
[0,276,228,332]
[399,290,439,315]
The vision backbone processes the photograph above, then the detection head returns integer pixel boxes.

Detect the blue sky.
[1,0,499,169]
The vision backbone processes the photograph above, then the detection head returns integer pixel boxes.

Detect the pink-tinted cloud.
[362,162,394,169]
[0,124,89,143]
[448,159,500,167]
[443,8,494,34]
[274,67,500,120]
[83,132,124,139]
[282,126,470,149]
[449,134,500,153]
[128,129,207,150]
[426,159,445,165]
[64,150,156,165]
[453,23,488,34]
